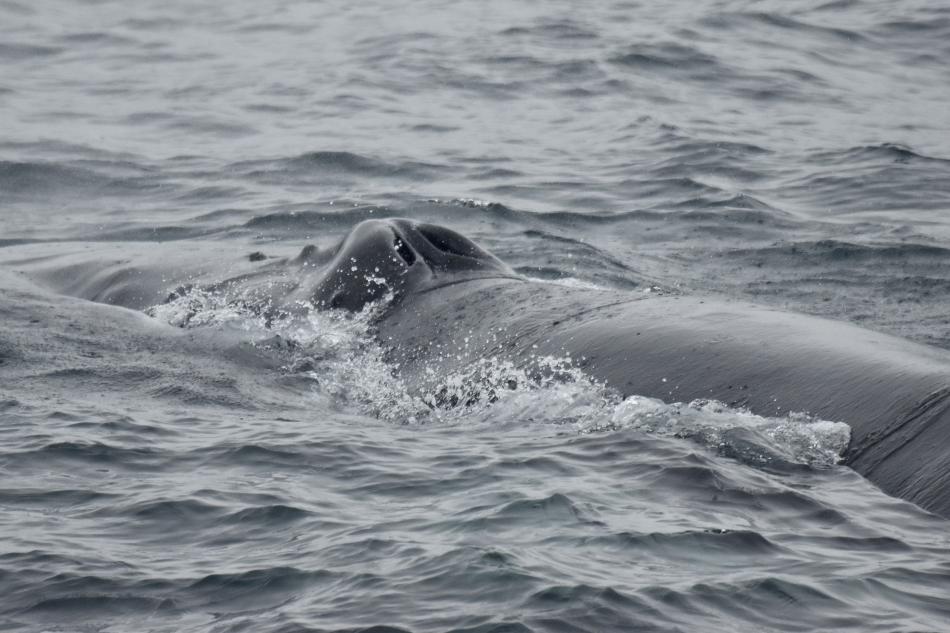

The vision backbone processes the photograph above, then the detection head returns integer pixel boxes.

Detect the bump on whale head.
[306,218,518,311]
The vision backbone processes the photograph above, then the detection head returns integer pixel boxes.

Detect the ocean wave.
[220,504,310,526]
[727,240,950,264]
[6,441,166,466]
[593,528,784,559]
[809,143,950,165]
[0,159,172,202]
[230,151,448,185]
[241,199,525,236]
[664,192,777,211]
[499,19,599,42]
[0,42,63,60]
[875,16,950,35]
[700,11,868,44]
[23,593,173,617]
[0,488,119,507]
[57,31,138,46]
[243,206,390,231]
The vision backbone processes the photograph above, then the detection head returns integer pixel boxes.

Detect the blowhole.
[394,238,416,266]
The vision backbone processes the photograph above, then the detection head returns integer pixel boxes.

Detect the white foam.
[605,396,851,469]
[524,276,607,291]
[145,288,851,469]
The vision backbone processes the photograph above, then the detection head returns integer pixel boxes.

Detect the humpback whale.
[310,219,950,518]
[10,218,950,517]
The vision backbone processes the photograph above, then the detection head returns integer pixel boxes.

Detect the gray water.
[3,0,950,631]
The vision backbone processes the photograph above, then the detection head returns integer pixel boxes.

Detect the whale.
[308,219,950,519]
[7,217,950,518]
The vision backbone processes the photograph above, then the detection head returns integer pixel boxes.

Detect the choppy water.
[3,0,950,631]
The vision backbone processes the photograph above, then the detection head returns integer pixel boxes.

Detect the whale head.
[304,218,519,311]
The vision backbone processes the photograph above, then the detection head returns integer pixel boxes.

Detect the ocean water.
[2,0,950,631]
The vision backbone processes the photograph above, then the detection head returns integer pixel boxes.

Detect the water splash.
[145,285,262,329]
[145,287,850,469]
[604,396,851,469]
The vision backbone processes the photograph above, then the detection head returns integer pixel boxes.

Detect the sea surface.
[2,0,950,631]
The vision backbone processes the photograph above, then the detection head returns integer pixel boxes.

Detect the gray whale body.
[322,219,950,519]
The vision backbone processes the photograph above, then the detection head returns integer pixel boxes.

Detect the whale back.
[377,278,950,517]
